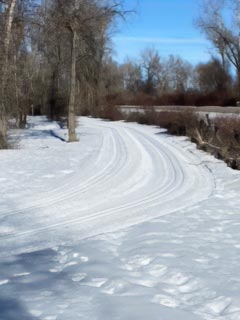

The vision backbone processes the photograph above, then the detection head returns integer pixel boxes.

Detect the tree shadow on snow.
[0,200,71,319]
[0,248,66,320]
[0,297,38,320]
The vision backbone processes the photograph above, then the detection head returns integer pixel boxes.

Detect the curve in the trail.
[0,118,215,254]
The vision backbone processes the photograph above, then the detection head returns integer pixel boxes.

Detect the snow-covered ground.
[1,116,240,320]
[119,105,240,118]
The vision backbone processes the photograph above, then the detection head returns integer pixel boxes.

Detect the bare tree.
[0,0,129,147]
[197,0,240,94]
[40,0,126,142]
[121,58,142,93]
[140,47,162,94]
[167,55,193,93]
[194,57,232,94]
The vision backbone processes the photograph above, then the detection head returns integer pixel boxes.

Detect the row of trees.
[103,49,233,106]
[0,0,126,146]
[103,0,240,106]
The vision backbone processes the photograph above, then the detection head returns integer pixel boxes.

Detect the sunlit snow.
[0,116,240,320]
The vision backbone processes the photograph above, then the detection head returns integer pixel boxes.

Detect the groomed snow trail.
[0,116,240,320]
[0,117,213,255]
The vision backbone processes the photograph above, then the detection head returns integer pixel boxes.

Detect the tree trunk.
[0,0,17,145]
[237,69,240,99]
[1,0,17,94]
[68,29,78,142]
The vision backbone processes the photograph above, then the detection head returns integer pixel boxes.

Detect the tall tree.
[197,0,240,95]
[194,58,232,94]
[40,0,126,142]
[140,47,162,94]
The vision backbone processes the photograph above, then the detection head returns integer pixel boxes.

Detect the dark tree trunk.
[68,29,78,142]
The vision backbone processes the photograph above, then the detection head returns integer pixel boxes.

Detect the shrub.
[99,104,123,121]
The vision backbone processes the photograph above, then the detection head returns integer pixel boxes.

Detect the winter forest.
[1,0,240,147]
[1,1,240,320]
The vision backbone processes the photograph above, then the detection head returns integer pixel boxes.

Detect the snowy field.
[1,116,240,320]
[119,105,240,117]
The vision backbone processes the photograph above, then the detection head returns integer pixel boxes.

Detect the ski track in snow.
[0,116,240,320]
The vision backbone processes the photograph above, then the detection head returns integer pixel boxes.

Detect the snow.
[119,105,240,118]
[0,116,240,319]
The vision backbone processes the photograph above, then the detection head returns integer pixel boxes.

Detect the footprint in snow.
[151,294,180,308]
[80,256,89,262]
[202,296,232,316]
[83,278,107,288]
[127,255,153,267]
[71,273,87,282]
[49,261,78,273]
[147,264,168,277]
[64,261,78,268]
[163,272,190,286]
[102,279,129,295]
[129,278,156,288]
[178,279,203,294]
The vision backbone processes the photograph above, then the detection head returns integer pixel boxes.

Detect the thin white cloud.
[113,36,208,45]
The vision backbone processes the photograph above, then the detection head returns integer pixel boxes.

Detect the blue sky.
[112,0,212,65]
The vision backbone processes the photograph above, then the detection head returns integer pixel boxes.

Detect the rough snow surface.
[0,116,240,320]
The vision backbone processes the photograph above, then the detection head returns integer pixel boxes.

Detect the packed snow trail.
[0,116,240,320]
[0,117,213,255]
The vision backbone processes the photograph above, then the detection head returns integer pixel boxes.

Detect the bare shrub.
[99,102,240,170]
[211,117,240,168]
[155,110,201,138]
[156,111,240,169]
[99,104,123,121]
[213,116,240,146]
[113,90,237,108]
[126,109,157,125]
[129,92,157,106]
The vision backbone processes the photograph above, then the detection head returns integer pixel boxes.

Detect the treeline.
[0,0,126,146]
[104,0,240,108]
[1,0,240,150]
[102,50,236,108]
